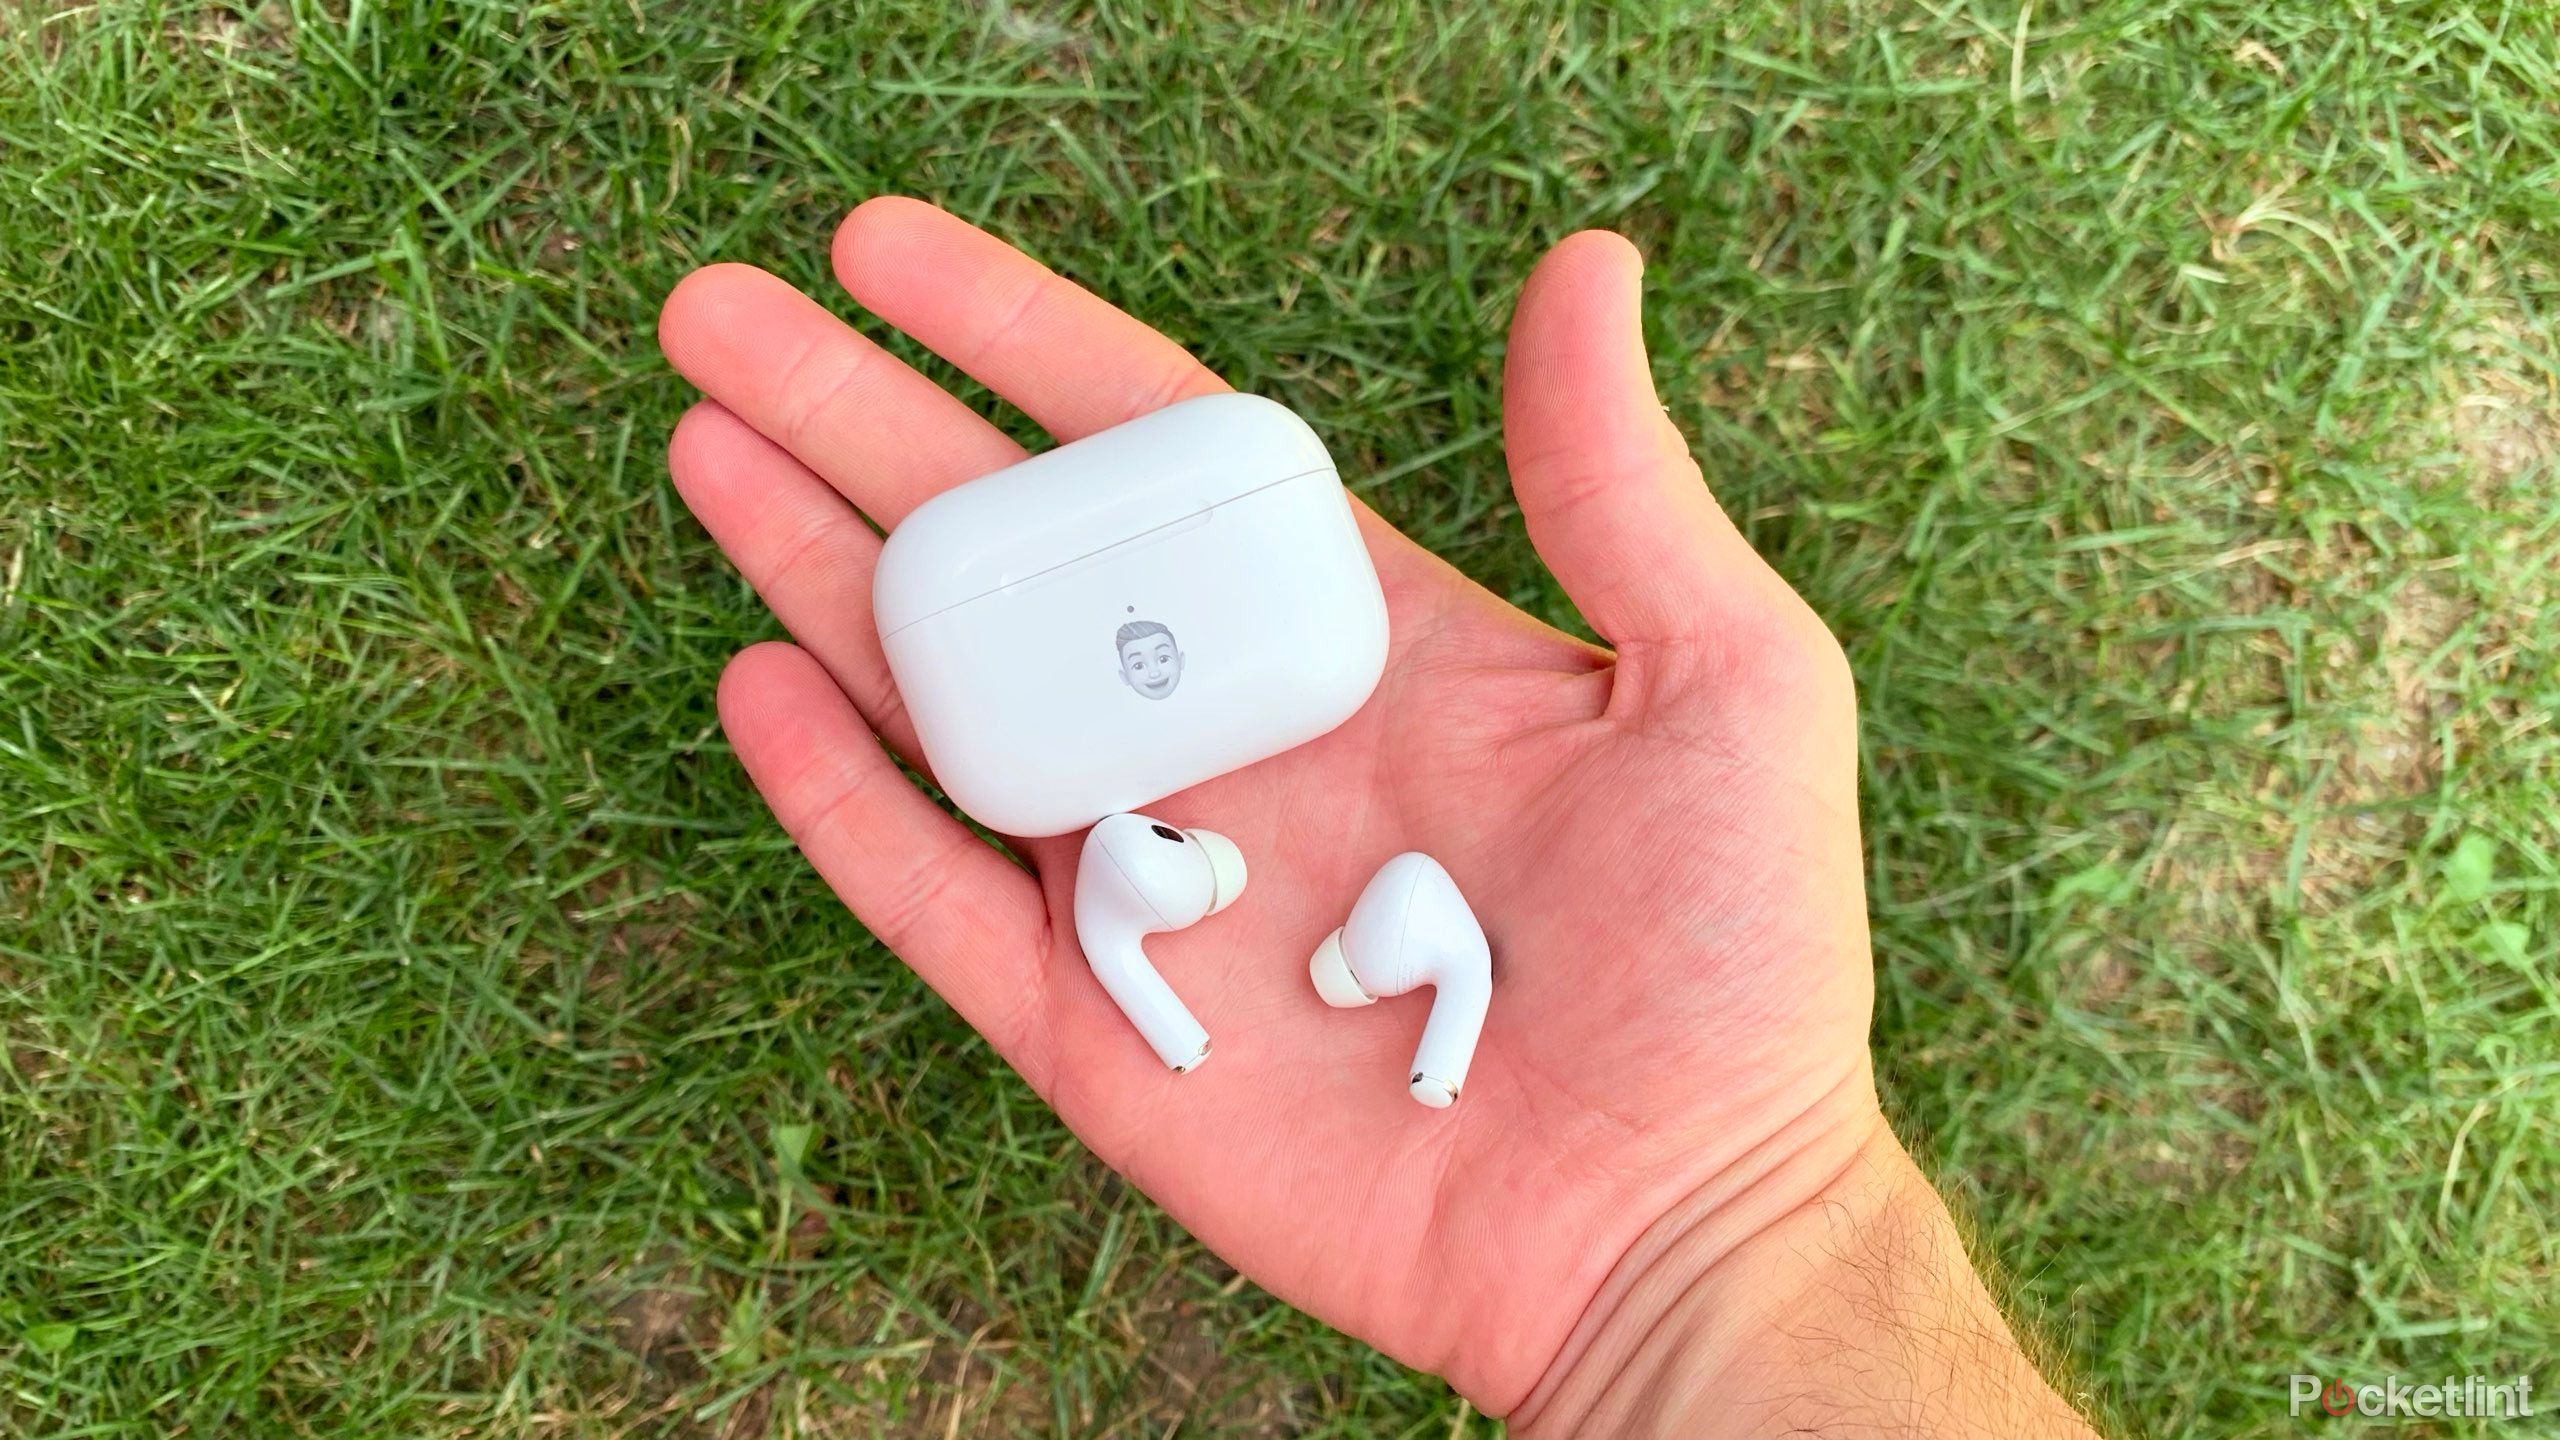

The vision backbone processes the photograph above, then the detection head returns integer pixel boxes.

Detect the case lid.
[873,393,1338,636]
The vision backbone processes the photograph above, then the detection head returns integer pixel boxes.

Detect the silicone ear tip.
[1185,829,1247,913]
[1308,928,1374,1008]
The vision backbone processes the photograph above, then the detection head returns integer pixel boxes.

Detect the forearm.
[1511,1106,2102,1439]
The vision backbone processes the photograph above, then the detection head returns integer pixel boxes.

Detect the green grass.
[3,2,2555,1435]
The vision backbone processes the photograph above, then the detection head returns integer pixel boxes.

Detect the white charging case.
[872,394,1389,837]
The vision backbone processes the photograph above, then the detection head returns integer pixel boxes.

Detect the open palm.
[660,199,1879,1415]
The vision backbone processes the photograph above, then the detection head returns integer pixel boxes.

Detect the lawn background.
[3,2,2555,1436]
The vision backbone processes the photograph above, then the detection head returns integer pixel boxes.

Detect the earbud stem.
[1408,967,1489,1107]
[1085,938,1213,1071]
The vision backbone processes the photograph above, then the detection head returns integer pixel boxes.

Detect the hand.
[658,199,1880,1416]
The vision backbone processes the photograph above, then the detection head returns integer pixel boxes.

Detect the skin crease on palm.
[657,197,1881,1415]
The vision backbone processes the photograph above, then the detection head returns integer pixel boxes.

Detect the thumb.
[1502,232,1782,647]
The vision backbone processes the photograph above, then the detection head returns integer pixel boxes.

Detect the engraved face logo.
[1115,620,1182,700]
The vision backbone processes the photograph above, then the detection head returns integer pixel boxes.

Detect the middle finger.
[659,261,1026,528]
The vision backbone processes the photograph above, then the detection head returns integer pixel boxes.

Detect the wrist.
[1509,1091,2101,1439]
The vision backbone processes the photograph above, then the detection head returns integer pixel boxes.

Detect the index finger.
[830,198,1462,595]
[830,197,1231,443]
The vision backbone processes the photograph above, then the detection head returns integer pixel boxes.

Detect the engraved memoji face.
[1115,620,1183,700]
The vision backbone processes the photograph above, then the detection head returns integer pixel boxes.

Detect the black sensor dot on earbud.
[1150,824,1184,842]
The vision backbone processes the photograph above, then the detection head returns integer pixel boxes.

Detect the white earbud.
[1073,813,1248,1072]
[1308,853,1491,1108]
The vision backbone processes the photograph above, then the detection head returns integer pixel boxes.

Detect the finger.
[719,642,1056,1086]
[659,262,1026,526]
[831,198,1448,593]
[1503,231,1779,644]
[831,196,1228,442]
[668,401,928,761]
